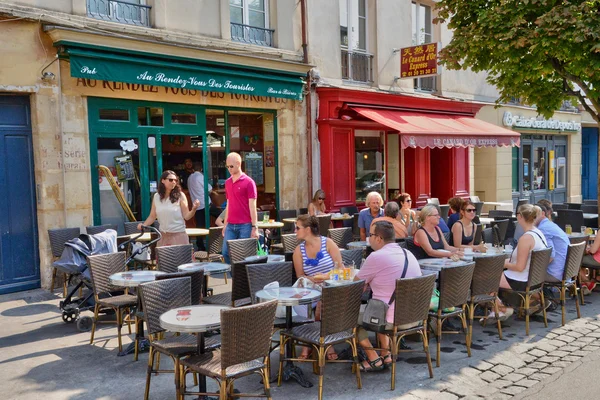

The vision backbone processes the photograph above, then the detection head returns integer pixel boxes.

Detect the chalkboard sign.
[243,152,264,185]
[114,154,135,181]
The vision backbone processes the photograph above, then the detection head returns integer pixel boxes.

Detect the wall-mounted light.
[362,139,366,145]
[363,154,368,159]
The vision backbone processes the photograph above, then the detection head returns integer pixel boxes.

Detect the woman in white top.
[139,170,199,247]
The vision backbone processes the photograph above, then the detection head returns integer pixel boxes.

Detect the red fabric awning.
[351,107,520,149]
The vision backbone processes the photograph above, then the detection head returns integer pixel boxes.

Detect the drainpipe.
[300,0,313,200]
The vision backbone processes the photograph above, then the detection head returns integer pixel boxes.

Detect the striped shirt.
[300,236,335,276]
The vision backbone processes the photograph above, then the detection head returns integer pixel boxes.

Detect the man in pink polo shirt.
[222,152,258,263]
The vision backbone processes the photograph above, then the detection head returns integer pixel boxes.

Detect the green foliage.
[435,0,600,121]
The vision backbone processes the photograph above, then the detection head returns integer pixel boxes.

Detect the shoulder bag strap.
[388,248,409,305]
[529,230,549,248]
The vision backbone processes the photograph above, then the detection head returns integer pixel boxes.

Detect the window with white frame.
[412,2,436,91]
[229,0,273,46]
[340,0,373,83]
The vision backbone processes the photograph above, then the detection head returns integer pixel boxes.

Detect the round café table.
[160,304,230,396]
[109,270,165,358]
[257,221,285,229]
[418,258,473,272]
[256,287,321,388]
[347,241,368,250]
[282,218,297,224]
[178,262,231,297]
[331,214,352,221]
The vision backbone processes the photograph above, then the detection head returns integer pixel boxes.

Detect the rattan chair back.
[472,255,505,296]
[155,270,203,305]
[491,219,509,245]
[352,213,360,238]
[317,214,332,237]
[473,224,483,245]
[320,280,365,337]
[488,210,513,219]
[438,263,475,310]
[139,277,191,336]
[482,227,493,244]
[473,202,484,217]
[556,209,585,231]
[569,235,589,245]
[581,204,597,214]
[281,234,299,253]
[328,227,353,249]
[123,222,141,235]
[440,205,450,224]
[87,251,128,296]
[220,300,278,369]
[207,227,224,255]
[86,224,118,235]
[227,238,258,263]
[279,209,298,234]
[563,241,586,281]
[246,262,293,303]
[298,207,308,215]
[527,248,552,288]
[48,227,80,258]
[232,257,267,302]
[393,273,436,327]
[156,244,193,273]
[340,249,363,268]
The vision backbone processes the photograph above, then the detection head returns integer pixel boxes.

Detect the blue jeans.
[222,223,253,263]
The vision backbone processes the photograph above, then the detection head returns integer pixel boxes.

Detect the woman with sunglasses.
[396,193,417,235]
[308,189,327,216]
[413,204,461,259]
[451,200,484,249]
[139,170,200,247]
[292,214,343,359]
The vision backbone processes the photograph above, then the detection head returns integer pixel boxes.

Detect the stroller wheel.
[62,310,78,324]
[77,316,93,332]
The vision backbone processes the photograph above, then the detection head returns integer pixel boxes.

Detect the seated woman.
[451,200,483,250]
[396,193,417,235]
[308,189,327,216]
[371,201,408,239]
[581,234,600,292]
[447,197,464,230]
[496,204,548,319]
[413,205,462,259]
[292,214,343,359]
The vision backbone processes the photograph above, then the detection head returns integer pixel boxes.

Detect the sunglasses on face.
[166,178,178,183]
[406,199,412,203]
[318,197,326,200]
[465,208,476,213]
[295,225,304,231]
[227,165,235,169]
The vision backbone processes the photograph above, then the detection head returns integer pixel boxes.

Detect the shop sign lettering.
[432,138,498,147]
[502,111,581,132]
[400,43,438,78]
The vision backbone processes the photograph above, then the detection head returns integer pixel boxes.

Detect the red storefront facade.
[316,87,520,210]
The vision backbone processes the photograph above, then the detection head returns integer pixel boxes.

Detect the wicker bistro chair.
[352,213,360,241]
[317,214,332,237]
[340,206,359,228]
[280,234,299,253]
[278,280,365,400]
[488,210,513,219]
[227,238,258,263]
[87,251,137,352]
[428,263,475,367]
[123,221,141,235]
[203,258,267,307]
[155,270,204,306]
[340,249,363,269]
[473,202,484,217]
[545,242,586,326]
[299,207,308,215]
[556,209,585,232]
[499,247,552,335]
[139,277,220,400]
[473,224,483,245]
[440,205,450,224]
[86,224,118,235]
[156,244,194,273]
[468,255,506,341]
[490,219,509,246]
[328,227,353,249]
[48,227,81,296]
[194,227,227,284]
[179,300,278,400]
[481,228,493,245]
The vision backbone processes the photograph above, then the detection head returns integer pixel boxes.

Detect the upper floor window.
[230,0,274,47]
[340,0,373,83]
[87,0,151,27]
[412,2,436,92]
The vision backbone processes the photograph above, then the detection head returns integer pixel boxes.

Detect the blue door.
[0,96,40,294]
[582,127,598,200]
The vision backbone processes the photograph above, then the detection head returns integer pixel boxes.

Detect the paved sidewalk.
[1,282,600,400]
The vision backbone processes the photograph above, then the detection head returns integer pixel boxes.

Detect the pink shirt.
[225,173,257,224]
[356,243,422,323]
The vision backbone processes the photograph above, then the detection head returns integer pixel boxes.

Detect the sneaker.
[498,307,514,321]
[582,281,597,296]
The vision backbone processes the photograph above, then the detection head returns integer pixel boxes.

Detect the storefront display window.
[355,130,385,203]
[533,145,546,190]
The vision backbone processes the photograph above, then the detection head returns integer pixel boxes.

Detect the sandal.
[359,357,385,372]
[382,353,393,367]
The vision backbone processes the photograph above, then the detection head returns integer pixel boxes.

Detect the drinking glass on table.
[581,226,587,234]
[565,224,572,235]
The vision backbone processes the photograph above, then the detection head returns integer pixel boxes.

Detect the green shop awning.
[59,43,305,100]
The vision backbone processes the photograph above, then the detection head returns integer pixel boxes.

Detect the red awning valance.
[351,107,520,149]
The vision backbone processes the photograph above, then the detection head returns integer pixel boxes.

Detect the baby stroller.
[54,225,161,332]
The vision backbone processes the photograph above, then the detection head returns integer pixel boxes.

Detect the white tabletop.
[256,287,321,306]
[418,258,474,271]
[331,214,353,221]
[465,248,511,260]
[244,254,285,263]
[347,241,368,249]
[478,217,494,226]
[186,228,209,237]
[583,213,599,220]
[160,304,229,333]
[257,221,285,229]
[118,227,209,242]
[178,262,231,275]
[282,218,297,223]
[109,270,165,287]
[119,232,152,242]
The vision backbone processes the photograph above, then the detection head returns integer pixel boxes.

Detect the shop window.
[512,146,519,192]
[412,1,436,92]
[555,144,567,189]
[137,107,164,127]
[99,108,129,121]
[171,113,197,124]
[340,0,373,83]
[230,0,273,47]
[355,130,385,203]
[533,145,546,190]
[522,144,531,191]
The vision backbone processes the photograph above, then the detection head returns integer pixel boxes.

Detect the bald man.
[221,152,258,263]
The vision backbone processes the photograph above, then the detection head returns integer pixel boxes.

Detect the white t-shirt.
[153,193,186,233]
[187,171,212,210]
[505,227,548,282]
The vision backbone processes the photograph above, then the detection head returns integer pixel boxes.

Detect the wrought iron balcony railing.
[230,22,275,47]
[341,49,374,83]
[87,0,151,27]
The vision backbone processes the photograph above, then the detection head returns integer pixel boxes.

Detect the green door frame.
[87,98,280,225]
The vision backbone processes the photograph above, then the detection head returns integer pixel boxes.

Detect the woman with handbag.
[292,214,343,359]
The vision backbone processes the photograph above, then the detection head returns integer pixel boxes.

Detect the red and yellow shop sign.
[400,43,439,78]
